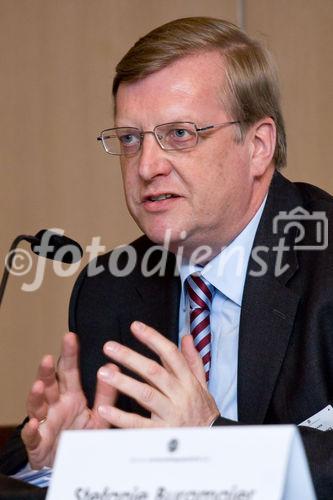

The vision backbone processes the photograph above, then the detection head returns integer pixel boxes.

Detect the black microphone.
[0,230,83,307]
[30,229,83,264]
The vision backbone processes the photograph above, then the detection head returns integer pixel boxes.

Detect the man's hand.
[22,332,118,469]
[97,321,219,428]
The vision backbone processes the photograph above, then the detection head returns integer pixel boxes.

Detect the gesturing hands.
[97,321,219,428]
[22,322,219,468]
[22,332,118,469]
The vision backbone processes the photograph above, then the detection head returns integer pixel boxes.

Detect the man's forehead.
[114,51,226,122]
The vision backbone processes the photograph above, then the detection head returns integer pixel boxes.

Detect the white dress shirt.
[178,198,266,421]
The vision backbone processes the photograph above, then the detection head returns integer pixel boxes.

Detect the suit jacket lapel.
[238,172,302,423]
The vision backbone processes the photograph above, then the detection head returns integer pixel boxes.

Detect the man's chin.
[143,227,187,249]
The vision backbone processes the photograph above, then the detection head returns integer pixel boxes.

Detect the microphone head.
[31,230,83,263]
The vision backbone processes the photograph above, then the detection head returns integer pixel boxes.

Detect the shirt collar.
[179,197,266,306]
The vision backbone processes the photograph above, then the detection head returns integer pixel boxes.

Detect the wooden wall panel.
[245,0,333,193]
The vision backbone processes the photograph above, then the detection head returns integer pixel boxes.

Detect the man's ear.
[248,117,276,176]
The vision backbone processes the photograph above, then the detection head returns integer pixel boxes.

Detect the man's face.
[115,51,272,259]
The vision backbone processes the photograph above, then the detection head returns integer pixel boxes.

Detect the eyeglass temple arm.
[196,125,214,132]
[97,135,112,141]
[196,121,240,132]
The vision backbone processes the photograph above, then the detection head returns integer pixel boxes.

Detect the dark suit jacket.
[1,172,333,499]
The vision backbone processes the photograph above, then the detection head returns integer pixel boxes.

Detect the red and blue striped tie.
[186,273,215,382]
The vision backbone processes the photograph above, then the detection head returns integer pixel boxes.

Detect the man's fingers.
[103,340,172,396]
[105,321,190,385]
[93,364,119,424]
[130,322,190,378]
[181,334,207,387]
[36,355,59,404]
[98,364,170,418]
[21,418,42,452]
[97,405,159,429]
[26,380,48,421]
[57,332,83,394]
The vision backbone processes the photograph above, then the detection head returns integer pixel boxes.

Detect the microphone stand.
[0,235,39,308]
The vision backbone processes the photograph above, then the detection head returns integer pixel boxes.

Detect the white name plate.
[46,425,316,500]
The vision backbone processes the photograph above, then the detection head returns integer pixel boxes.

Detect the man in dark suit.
[1,17,332,499]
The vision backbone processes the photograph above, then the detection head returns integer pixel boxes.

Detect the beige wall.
[0,0,332,424]
[246,0,332,190]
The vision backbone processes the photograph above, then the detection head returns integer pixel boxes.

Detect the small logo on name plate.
[168,439,178,452]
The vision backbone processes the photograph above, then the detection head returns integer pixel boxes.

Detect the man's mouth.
[145,193,179,202]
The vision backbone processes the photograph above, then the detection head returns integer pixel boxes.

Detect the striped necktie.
[186,273,215,382]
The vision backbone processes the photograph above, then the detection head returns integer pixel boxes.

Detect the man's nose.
[137,132,173,181]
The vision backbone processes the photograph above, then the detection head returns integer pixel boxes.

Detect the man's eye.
[171,128,190,140]
[119,134,138,145]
